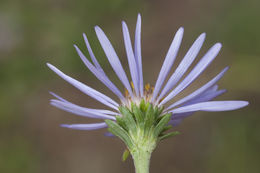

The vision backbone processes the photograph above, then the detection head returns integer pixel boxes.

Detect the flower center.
[123,83,154,108]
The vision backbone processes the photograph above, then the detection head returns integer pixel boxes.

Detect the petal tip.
[242,101,249,107]
[60,124,70,128]
[137,13,141,24]
[122,21,128,29]
[200,32,206,39]
[94,25,101,32]
[216,42,222,49]
[83,33,88,41]
[49,91,55,96]
[46,63,54,69]
[178,27,184,33]
[73,44,78,49]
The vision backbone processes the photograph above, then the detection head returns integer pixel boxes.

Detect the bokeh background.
[0,0,259,172]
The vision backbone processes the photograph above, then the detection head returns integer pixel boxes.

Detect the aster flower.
[47,14,248,173]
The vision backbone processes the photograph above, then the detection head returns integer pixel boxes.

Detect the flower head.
[47,14,248,135]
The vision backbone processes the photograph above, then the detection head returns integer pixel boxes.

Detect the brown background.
[0,0,259,172]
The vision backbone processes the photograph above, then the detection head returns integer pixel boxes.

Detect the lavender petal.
[49,92,119,116]
[170,101,249,114]
[135,14,143,96]
[61,122,107,130]
[156,33,206,103]
[49,91,69,103]
[122,21,140,96]
[95,26,134,97]
[47,63,118,110]
[74,45,125,100]
[168,118,184,127]
[83,33,105,74]
[152,27,184,102]
[51,99,117,120]
[184,89,226,106]
[169,86,225,120]
[166,67,228,110]
[159,43,222,106]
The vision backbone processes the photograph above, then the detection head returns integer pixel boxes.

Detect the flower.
[47,14,248,131]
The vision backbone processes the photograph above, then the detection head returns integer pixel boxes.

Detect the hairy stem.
[131,147,153,173]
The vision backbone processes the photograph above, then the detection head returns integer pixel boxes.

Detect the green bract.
[105,99,179,160]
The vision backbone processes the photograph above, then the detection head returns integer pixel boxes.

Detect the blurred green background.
[0,0,259,172]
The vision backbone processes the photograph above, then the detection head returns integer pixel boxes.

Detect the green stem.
[106,104,174,173]
[131,147,153,173]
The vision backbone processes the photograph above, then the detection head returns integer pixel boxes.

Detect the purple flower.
[47,14,248,131]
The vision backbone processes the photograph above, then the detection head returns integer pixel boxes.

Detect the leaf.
[122,149,130,162]
[139,99,146,112]
[159,131,180,141]
[132,104,144,125]
[145,102,150,111]
[116,116,128,131]
[145,103,154,125]
[156,106,164,118]
[153,106,164,120]
[160,125,172,134]
[119,107,137,135]
[144,103,155,135]
[105,120,133,148]
[154,113,172,137]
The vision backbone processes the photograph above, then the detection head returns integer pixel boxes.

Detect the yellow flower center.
[123,83,155,107]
